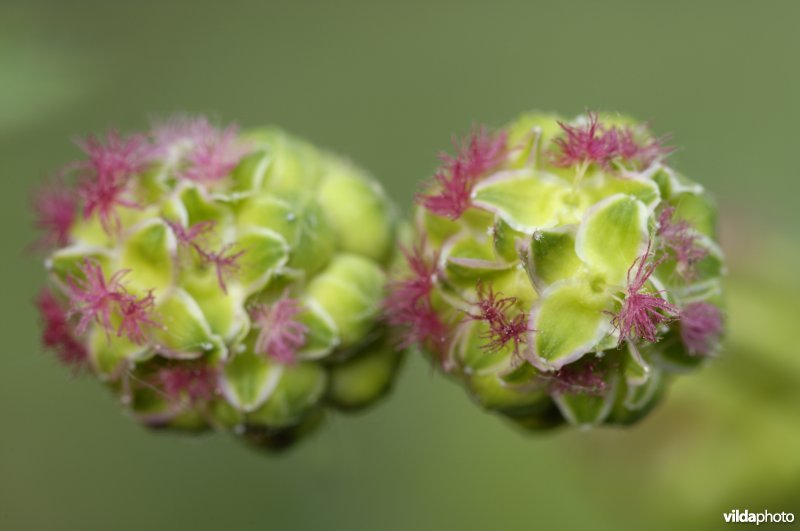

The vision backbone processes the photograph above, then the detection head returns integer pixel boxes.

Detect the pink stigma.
[164,219,241,293]
[76,131,146,233]
[543,356,608,396]
[32,180,77,249]
[250,293,308,364]
[35,288,87,369]
[65,259,158,344]
[66,259,129,335]
[418,126,506,220]
[612,242,679,344]
[680,302,723,356]
[154,117,249,183]
[657,205,708,279]
[465,281,531,356]
[384,243,448,352]
[553,111,669,169]
[157,363,218,402]
[117,290,160,345]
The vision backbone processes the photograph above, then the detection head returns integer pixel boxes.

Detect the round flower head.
[33,116,403,451]
[395,111,725,429]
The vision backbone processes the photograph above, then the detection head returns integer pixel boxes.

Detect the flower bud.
[33,116,403,451]
[391,111,725,429]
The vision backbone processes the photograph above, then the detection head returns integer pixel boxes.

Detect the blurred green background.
[1,1,798,530]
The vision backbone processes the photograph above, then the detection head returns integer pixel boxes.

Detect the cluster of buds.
[392,111,725,428]
[33,116,402,450]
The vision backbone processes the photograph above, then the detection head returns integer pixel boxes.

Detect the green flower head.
[34,116,403,451]
[390,111,725,429]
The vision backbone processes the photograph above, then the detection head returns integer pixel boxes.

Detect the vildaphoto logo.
[723,509,795,525]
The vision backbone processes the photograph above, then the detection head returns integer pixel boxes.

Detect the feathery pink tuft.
[553,112,669,169]
[199,244,245,294]
[65,259,158,344]
[612,242,679,344]
[250,294,308,364]
[117,290,160,345]
[66,259,129,335]
[32,180,77,248]
[418,126,506,220]
[384,243,448,352]
[165,218,241,293]
[157,363,218,402]
[36,288,87,369]
[76,131,147,233]
[465,281,531,356]
[657,205,708,279]
[175,121,248,183]
[680,302,723,356]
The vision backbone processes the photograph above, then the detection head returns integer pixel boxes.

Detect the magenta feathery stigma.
[33,116,403,451]
[393,111,725,429]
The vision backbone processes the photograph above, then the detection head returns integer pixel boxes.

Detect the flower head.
[612,242,679,344]
[680,301,723,356]
[418,126,506,220]
[250,293,308,364]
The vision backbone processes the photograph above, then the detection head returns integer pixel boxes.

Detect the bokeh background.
[2,1,799,530]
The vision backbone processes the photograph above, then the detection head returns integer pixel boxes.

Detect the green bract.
[395,111,725,429]
[34,119,402,451]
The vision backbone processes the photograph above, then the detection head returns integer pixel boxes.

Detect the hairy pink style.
[612,242,679,344]
[418,126,506,220]
[657,205,708,279]
[250,294,308,364]
[553,111,668,169]
[680,301,723,356]
[465,281,531,356]
[32,180,77,249]
[384,243,448,352]
[66,259,158,344]
[157,363,219,402]
[76,131,147,234]
[36,288,87,369]
[543,356,608,396]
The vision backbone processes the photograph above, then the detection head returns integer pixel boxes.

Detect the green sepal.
[245,362,327,427]
[472,169,568,232]
[305,254,385,346]
[529,278,614,370]
[234,227,290,294]
[295,299,340,360]
[326,341,403,411]
[229,149,271,192]
[575,194,649,285]
[46,245,113,287]
[116,219,175,295]
[529,227,582,288]
[552,372,619,428]
[149,289,216,358]
[182,269,247,340]
[452,321,515,376]
[221,350,283,412]
[88,326,148,377]
[466,371,551,416]
[443,231,511,287]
